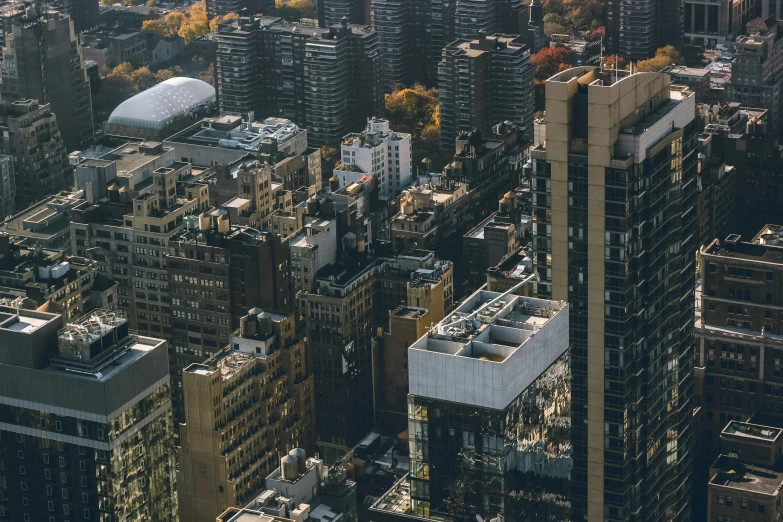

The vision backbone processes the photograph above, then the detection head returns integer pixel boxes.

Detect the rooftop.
[709,455,783,496]
[409,289,569,410]
[166,116,302,152]
[701,226,783,265]
[108,77,215,130]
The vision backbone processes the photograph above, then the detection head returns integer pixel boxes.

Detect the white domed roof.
[107,77,215,131]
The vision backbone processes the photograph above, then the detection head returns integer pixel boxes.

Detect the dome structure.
[107,77,215,132]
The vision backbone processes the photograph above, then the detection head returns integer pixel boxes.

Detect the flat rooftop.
[710,455,783,496]
[45,335,163,382]
[0,313,50,333]
[408,290,569,410]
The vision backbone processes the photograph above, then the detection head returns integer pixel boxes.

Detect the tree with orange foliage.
[209,12,239,31]
[602,54,628,70]
[531,46,573,82]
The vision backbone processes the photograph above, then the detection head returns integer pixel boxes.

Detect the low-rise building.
[485,245,535,295]
[178,308,315,522]
[339,117,412,198]
[462,192,530,290]
[165,115,309,167]
[217,451,357,522]
[2,190,86,251]
[79,26,147,68]
[0,234,113,321]
[708,418,783,522]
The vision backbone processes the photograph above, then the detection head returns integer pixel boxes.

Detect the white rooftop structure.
[409,285,569,410]
[107,77,216,131]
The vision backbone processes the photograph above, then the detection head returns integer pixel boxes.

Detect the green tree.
[273,0,315,21]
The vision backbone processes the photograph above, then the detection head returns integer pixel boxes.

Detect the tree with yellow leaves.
[385,84,441,167]
[274,0,315,21]
[209,12,240,31]
[141,2,233,44]
[635,45,684,72]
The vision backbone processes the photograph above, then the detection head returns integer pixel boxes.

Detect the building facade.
[177,308,315,522]
[405,290,571,521]
[0,8,93,151]
[534,68,697,522]
[0,100,70,212]
[0,308,178,521]
[340,118,413,198]
[439,34,534,152]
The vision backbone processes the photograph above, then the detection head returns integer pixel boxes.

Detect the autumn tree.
[273,0,315,20]
[636,45,683,72]
[141,1,226,44]
[602,54,628,70]
[384,84,441,166]
[542,0,603,34]
[531,46,572,82]
[209,12,239,31]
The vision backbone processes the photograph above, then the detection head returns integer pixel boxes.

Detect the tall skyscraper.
[0,99,70,211]
[370,0,414,92]
[320,0,365,26]
[0,307,178,520]
[606,0,684,59]
[533,68,697,522]
[0,7,94,151]
[438,33,534,151]
[304,20,383,147]
[215,17,262,118]
[215,17,383,147]
[61,0,99,32]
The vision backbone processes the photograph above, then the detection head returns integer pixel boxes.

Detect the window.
[19,465,25,475]
[741,499,748,510]
[726,496,733,507]
[718,496,725,505]
[759,503,765,513]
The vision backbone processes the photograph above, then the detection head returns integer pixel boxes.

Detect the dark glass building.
[403,290,571,521]
[533,68,697,522]
[0,307,177,520]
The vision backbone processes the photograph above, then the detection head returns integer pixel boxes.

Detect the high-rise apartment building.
[340,117,413,198]
[177,308,315,522]
[534,68,697,522]
[370,0,413,92]
[0,7,94,151]
[438,34,534,152]
[0,308,178,520]
[166,216,293,426]
[606,0,683,59]
[320,0,365,26]
[215,17,383,147]
[400,289,571,520]
[0,99,70,212]
[215,17,262,118]
[0,156,14,219]
[304,21,383,147]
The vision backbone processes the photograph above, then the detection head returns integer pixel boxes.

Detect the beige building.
[534,67,697,522]
[70,150,210,338]
[177,308,315,522]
